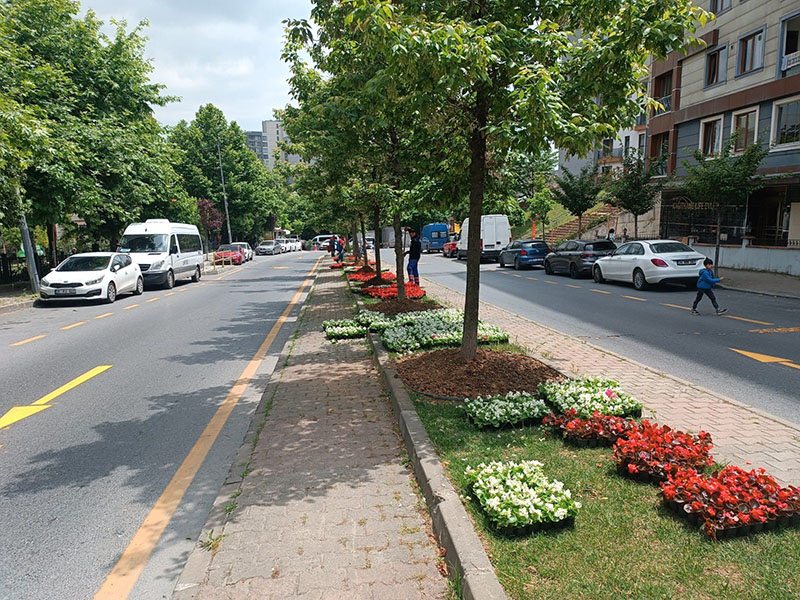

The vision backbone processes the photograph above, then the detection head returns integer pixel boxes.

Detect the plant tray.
[467,414,544,431]
[494,516,575,537]
[664,499,800,539]
[561,435,614,449]
[616,463,666,484]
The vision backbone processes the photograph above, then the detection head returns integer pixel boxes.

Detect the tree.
[682,138,768,275]
[507,151,557,239]
[347,0,709,358]
[605,151,667,239]
[552,166,602,238]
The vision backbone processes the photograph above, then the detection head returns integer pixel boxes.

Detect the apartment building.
[245,131,270,167]
[649,0,800,267]
[245,120,303,170]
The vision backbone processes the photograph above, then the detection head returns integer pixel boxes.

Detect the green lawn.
[415,400,800,600]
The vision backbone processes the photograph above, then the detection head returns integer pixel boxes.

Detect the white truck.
[456,214,512,261]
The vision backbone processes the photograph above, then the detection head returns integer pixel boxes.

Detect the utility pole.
[216,141,233,244]
[17,196,40,294]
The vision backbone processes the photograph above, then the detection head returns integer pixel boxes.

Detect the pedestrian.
[328,237,336,259]
[691,258,727,315]
[336,237,345,262]
[404,228,421,285]
[621,227,628,243]
[606,228,616,242]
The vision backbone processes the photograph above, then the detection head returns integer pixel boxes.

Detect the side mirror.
[111,264,120,272]
[170,246,178,255]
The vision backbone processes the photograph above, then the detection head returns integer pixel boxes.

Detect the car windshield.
[586,241,616,251]
[523,242,548,249]
[57,256,110,272]
[218,245,234,251]
[261,241,274,246]
[651,242,693,254]
[118,234,168,253]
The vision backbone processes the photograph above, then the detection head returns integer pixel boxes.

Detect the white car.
[40,252,143,303]
[592,240,706,291]
[232,242,253,261]
[276,238,289,253]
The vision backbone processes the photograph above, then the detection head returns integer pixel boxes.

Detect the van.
[118,219,204,289]
[456,215,512,260]
[310,234,336,250]
[421,223,450,253]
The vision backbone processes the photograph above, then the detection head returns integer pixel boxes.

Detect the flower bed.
[380,309,509,353]
[465,460,581,531]
[613,421,713,483]
[346,271,395,283]
[321,319,367,339]
[465,392,550,429]
[661,466,800,539]
[354,310,396,332]
[361,282,426,299]
[538,377,642,418]
[543,409,639,448]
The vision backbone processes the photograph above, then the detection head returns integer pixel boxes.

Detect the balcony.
[596,147,624,162]
[782,50,800,75]
[654,94,672,115]
[635,113,648,128]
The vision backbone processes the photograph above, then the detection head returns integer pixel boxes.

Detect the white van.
[118,220,204,289]
[456,214,512,261]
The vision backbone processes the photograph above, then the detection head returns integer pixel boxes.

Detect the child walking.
[691,258,727,315]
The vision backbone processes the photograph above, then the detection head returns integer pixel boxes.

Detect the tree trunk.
[373,204,382,277]
[47,221,57,268]
[634,214,639,240]
[393,212,405,299]
[577,213,583,237]
[714,207,721,278]
[460,84,489,359]
[351,221,360,264]
[360,214,368,267]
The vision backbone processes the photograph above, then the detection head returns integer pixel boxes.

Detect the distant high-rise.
[245,131,269,167]
[251,119,303,170]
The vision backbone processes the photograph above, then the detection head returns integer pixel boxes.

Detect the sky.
[83,0,314,131]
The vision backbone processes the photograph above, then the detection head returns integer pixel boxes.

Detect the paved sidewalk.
[180,268,448,600]
[719,267,800,299]
[421,277,800,486]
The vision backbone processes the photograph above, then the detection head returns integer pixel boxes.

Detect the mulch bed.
[396,348,563,399]
[369,298,443,315]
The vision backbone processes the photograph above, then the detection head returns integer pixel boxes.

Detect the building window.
[638,133,646,154]
[780,14,800,77]
[771,95,800,148]
[731,107,759,153]
[705,46,727,87]
[624,135,630,152]
[738,29,765,76]
[710,0,731,15]
[654,72,672,114]
[700,115,724,156]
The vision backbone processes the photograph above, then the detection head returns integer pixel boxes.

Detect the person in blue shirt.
[404,229,422,285]
[691,258,727,315]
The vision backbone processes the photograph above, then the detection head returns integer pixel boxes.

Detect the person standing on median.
[404,228,421,285]
[691,258,728,315]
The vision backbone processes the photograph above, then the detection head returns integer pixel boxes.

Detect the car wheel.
[569,263,578,279]
[165,270,175,289]
[134,276,144,295]
[191,266,201,282]
[593,266,605,283]
[499,255,505,268]
[633,268,648,291]
[544,260,553,275]
[514,258,520,271]
[105,282,117,304]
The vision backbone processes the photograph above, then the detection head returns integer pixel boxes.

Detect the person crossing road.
[691,258,728,315]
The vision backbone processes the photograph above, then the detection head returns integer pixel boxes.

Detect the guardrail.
[782,51,800,72]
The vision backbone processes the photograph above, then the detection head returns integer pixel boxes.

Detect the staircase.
[544,204,619,246]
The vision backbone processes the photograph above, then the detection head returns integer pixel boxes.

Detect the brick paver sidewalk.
[421,277,800,486]
[187,268,448,599]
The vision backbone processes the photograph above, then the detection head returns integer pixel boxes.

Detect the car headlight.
[41,277,50,286]
[85,276,104,286]
[151,260,164,270]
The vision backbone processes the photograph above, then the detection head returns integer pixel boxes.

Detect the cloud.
[82,0,313,130]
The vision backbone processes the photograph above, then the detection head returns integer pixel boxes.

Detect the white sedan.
[592,240,706,291]
[40,252,143,303]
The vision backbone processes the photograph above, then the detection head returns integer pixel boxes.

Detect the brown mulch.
[395,348,563,399]
[370,298,443,315]
[355,265,375,274]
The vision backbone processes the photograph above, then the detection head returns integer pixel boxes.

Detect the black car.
[544,239,617,278]
[498,239,550,270]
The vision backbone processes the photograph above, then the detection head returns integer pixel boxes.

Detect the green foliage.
[605,151,667,238]
[552,166,602,229]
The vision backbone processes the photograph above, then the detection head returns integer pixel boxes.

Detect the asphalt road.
[0,251,320,600]
[385,249,800,426]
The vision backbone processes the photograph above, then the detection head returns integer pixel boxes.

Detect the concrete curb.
[365,331,507,600]
[171,276,317,600]
[718,284,800,301]
[0,299,36,315]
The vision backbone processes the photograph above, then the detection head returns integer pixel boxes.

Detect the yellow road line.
[782,362,800,370]
[124,304,139,310]
[61,321,86,331]
[662,303,691,311]
[95,312,114,319]
[590,289,611,294]
[146,297,160,303]
[165,292,175,297]
[273,266,289,269]
[178,289,187,293]
[565,284,581,289]
[94,254,323,600]
[11,334,47,347]
[512,274,522,278]
[724,315,773,326]
[623,295,647,302]
[749,326,800,334]
[526,277,538,280]
[32,365,113,406]
[544,281,559,285]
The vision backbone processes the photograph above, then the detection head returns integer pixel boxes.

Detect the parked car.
[364,237,375,250]
[287,236,302,251]
[421,223,450,253]
[275,238,289,253]
[592,240,706,291]
[442,235,459,258]
[309,234,336,250]
[39,252,143,303]
[232,242,253,261]
[215,244,245,265]
[456,215,512,260]
[256,240,280,255]
[544,239,617,278]
[498,239,550,270]
[118,219,204,289]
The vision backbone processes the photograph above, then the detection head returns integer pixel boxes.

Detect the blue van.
[421,223,450,253]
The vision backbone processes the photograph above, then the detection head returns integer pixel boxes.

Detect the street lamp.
[216,141,233,244]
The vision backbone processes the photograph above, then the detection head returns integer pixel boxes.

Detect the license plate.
[677,260,696,265]
[55,288,76,295]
